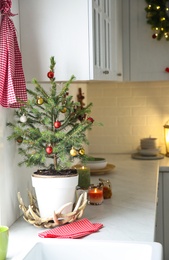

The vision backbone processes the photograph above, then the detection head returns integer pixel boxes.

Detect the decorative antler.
[17,191,87,228]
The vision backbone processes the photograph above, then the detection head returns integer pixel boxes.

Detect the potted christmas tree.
[7,57,95,219]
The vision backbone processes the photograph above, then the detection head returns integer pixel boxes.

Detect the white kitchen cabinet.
[155,170,169,260]
[19,0,122,82]
[123,0,169,82]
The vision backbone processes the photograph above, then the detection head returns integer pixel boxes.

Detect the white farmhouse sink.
[12,239,162,260]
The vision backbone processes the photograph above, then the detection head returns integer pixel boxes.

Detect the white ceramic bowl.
[85,158,107,170]
[139,148,159,156]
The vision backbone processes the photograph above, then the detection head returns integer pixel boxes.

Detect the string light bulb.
[164,33,169,38]
[161,17,166,21]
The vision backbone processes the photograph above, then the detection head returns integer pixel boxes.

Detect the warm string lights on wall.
[145,0,169,40]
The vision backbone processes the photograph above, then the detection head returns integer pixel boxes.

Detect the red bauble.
[152,34,157,39]
[87,117,94,123]
[46,145,53,154]
[16,136,23,143]
[165,67,169,73]
[54,120,61,128]
[47,71,54,79]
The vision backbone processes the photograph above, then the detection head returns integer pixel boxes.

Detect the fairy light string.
[145,0,169,41]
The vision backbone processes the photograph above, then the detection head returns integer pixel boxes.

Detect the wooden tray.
[90,163,115,175]
[132,153,164,160]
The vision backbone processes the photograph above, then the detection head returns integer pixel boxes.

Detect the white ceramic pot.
[32,174,78,218]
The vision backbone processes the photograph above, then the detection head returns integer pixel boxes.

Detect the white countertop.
[7,154,169,259]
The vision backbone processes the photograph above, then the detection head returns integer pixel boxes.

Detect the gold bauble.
[70,147,77,157]
[79,148,85,155]
[37,96,44,105]
[61,107,67,113]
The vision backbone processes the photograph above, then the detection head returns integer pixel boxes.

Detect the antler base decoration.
[17,191,87,228]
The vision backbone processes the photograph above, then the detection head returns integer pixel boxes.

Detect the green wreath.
[145,0,169,41]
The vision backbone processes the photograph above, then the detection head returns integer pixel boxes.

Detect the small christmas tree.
[7,57,95,173]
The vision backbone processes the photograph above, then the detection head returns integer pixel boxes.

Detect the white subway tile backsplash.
[132,107,158,116]
[118,97,146,107]
[132,87,161,97]
[87,81,169,154]
[146,97,169,106]
[117,116,146,126]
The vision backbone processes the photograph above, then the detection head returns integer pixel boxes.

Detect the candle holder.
[88,185,103,205]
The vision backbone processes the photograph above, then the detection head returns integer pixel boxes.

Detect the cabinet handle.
[117,73,122,76]
[103,70,109,74]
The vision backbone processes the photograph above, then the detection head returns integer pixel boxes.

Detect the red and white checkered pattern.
[0,1,27,108]
[38,218,103,239]
[0,0,12,14]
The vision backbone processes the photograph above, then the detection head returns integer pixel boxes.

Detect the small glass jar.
[99,178,112,199]
[88,185,103,205]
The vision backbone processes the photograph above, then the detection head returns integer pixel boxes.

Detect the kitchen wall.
[87,81,169,155]
[0,107,33,226]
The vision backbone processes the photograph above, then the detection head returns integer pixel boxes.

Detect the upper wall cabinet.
[123,0,169,82]
[19,0,122,82]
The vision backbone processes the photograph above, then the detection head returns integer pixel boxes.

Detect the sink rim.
[11,239,163,260]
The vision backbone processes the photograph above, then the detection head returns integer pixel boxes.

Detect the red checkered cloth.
[38,218,103,239]
[0,0,27,108]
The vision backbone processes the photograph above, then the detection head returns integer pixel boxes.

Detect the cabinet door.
[92,1,114,80]
[19,0,122,82]
[155,171,169,260]
[123,0,169,82]
[92,0,122,80]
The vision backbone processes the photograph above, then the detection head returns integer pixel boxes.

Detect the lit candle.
[88,185,103,205]
[77,166,90,189]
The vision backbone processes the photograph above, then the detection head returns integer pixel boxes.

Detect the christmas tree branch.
[49,56,56,71]
[59,75,75,96]
[32,79,49,99]
[7,56,99,171]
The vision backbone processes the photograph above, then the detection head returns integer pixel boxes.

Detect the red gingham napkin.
[38,218,103,239]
